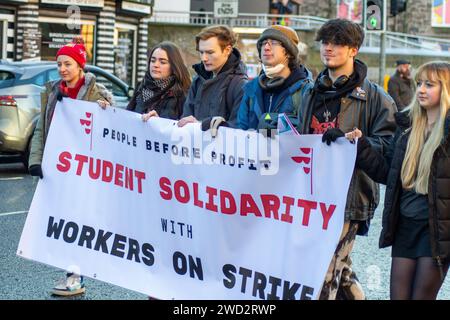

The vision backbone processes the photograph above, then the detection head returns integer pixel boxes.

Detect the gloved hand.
[201,116,229,138]
[322,128,345,145]
[56,91,66,102]
[29,164,43,179]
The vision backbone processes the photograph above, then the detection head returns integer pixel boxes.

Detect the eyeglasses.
[261,39,283,48]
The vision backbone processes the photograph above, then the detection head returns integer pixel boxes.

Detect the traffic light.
[365,0,386,31]
[390,0,407,16]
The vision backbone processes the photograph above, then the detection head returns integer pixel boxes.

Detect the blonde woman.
[349,61,450,300]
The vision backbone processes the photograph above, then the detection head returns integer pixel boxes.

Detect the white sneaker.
[52,273,85,296]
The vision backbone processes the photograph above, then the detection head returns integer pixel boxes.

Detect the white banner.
[18,99,357,300]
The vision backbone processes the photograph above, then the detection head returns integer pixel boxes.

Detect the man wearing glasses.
[237,25,312,131]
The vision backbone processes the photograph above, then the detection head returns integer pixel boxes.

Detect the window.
[38,17,95,62]
[114,25,136,86]
[0,71,14,88]
[337,0,363,23]
[432,0,450,27]
[13,70,46,87]
[47,68,60,81]
[32,72,46,86]
[0,71,14,80]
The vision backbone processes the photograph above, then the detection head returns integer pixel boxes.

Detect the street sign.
[214,0,238,18]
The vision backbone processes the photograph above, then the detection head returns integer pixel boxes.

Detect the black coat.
[182,48,248,127]
[357,111,450,267]
[297,64,397,227]
[127,88,185,120]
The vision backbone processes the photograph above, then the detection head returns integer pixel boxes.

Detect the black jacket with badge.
[297,60,397,234]
[356,111,450,266]
[181,48,248,126]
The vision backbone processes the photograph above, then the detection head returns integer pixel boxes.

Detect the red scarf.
[59,77,85,99]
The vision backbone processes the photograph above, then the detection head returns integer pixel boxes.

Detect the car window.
[47,68,60,81]
[33,72,46,86]
[11,69,47,87]
[0,71,14,80]
[0,71,15,89]
[91,72,127,97]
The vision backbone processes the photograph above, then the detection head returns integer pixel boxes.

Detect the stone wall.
[300,0,336,18]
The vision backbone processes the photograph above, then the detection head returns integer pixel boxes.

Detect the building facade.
[299,0,450,38]
[0,0,154,87]
[189,0,450,38]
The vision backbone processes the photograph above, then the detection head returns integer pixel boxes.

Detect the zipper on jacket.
[268,94,273,113]
[435,256,445,280]
[431,148,445,280]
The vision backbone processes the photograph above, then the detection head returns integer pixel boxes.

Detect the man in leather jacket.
[296,19,397,300]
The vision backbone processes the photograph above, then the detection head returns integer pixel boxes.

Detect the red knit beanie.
[56,36,87,68]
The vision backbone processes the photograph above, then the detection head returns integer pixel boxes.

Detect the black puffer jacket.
[182,48,248,127]
[357,111,450,267]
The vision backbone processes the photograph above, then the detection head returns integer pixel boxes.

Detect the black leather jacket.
[297,77,397,233]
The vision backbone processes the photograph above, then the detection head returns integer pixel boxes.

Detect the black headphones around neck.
[317,74,350,90]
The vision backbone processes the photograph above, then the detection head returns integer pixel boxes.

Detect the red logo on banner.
[292,147,314,194]
[80,112,94,150]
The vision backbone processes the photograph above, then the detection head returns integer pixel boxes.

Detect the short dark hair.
[195,25,237,51]
[315,19,364,49]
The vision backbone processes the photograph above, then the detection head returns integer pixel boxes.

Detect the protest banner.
[18,99,356,299]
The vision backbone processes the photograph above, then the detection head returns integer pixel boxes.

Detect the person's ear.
[223,45,232,56]
[349,47,358,58]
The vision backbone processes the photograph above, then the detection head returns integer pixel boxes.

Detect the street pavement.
[0,156,449,300]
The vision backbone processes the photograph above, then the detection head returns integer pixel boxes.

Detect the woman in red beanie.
[28,36,113,297]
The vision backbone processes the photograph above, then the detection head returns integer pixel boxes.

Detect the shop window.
[39,19,95,62]
[114,25,136,86]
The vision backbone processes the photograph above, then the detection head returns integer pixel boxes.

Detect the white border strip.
[0,211,28,217]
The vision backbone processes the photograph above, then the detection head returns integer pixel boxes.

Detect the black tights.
[390,257,449,300]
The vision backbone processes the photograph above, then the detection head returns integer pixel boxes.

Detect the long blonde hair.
[401,61,450,194]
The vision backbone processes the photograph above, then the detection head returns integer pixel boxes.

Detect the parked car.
[0,60,134,168]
